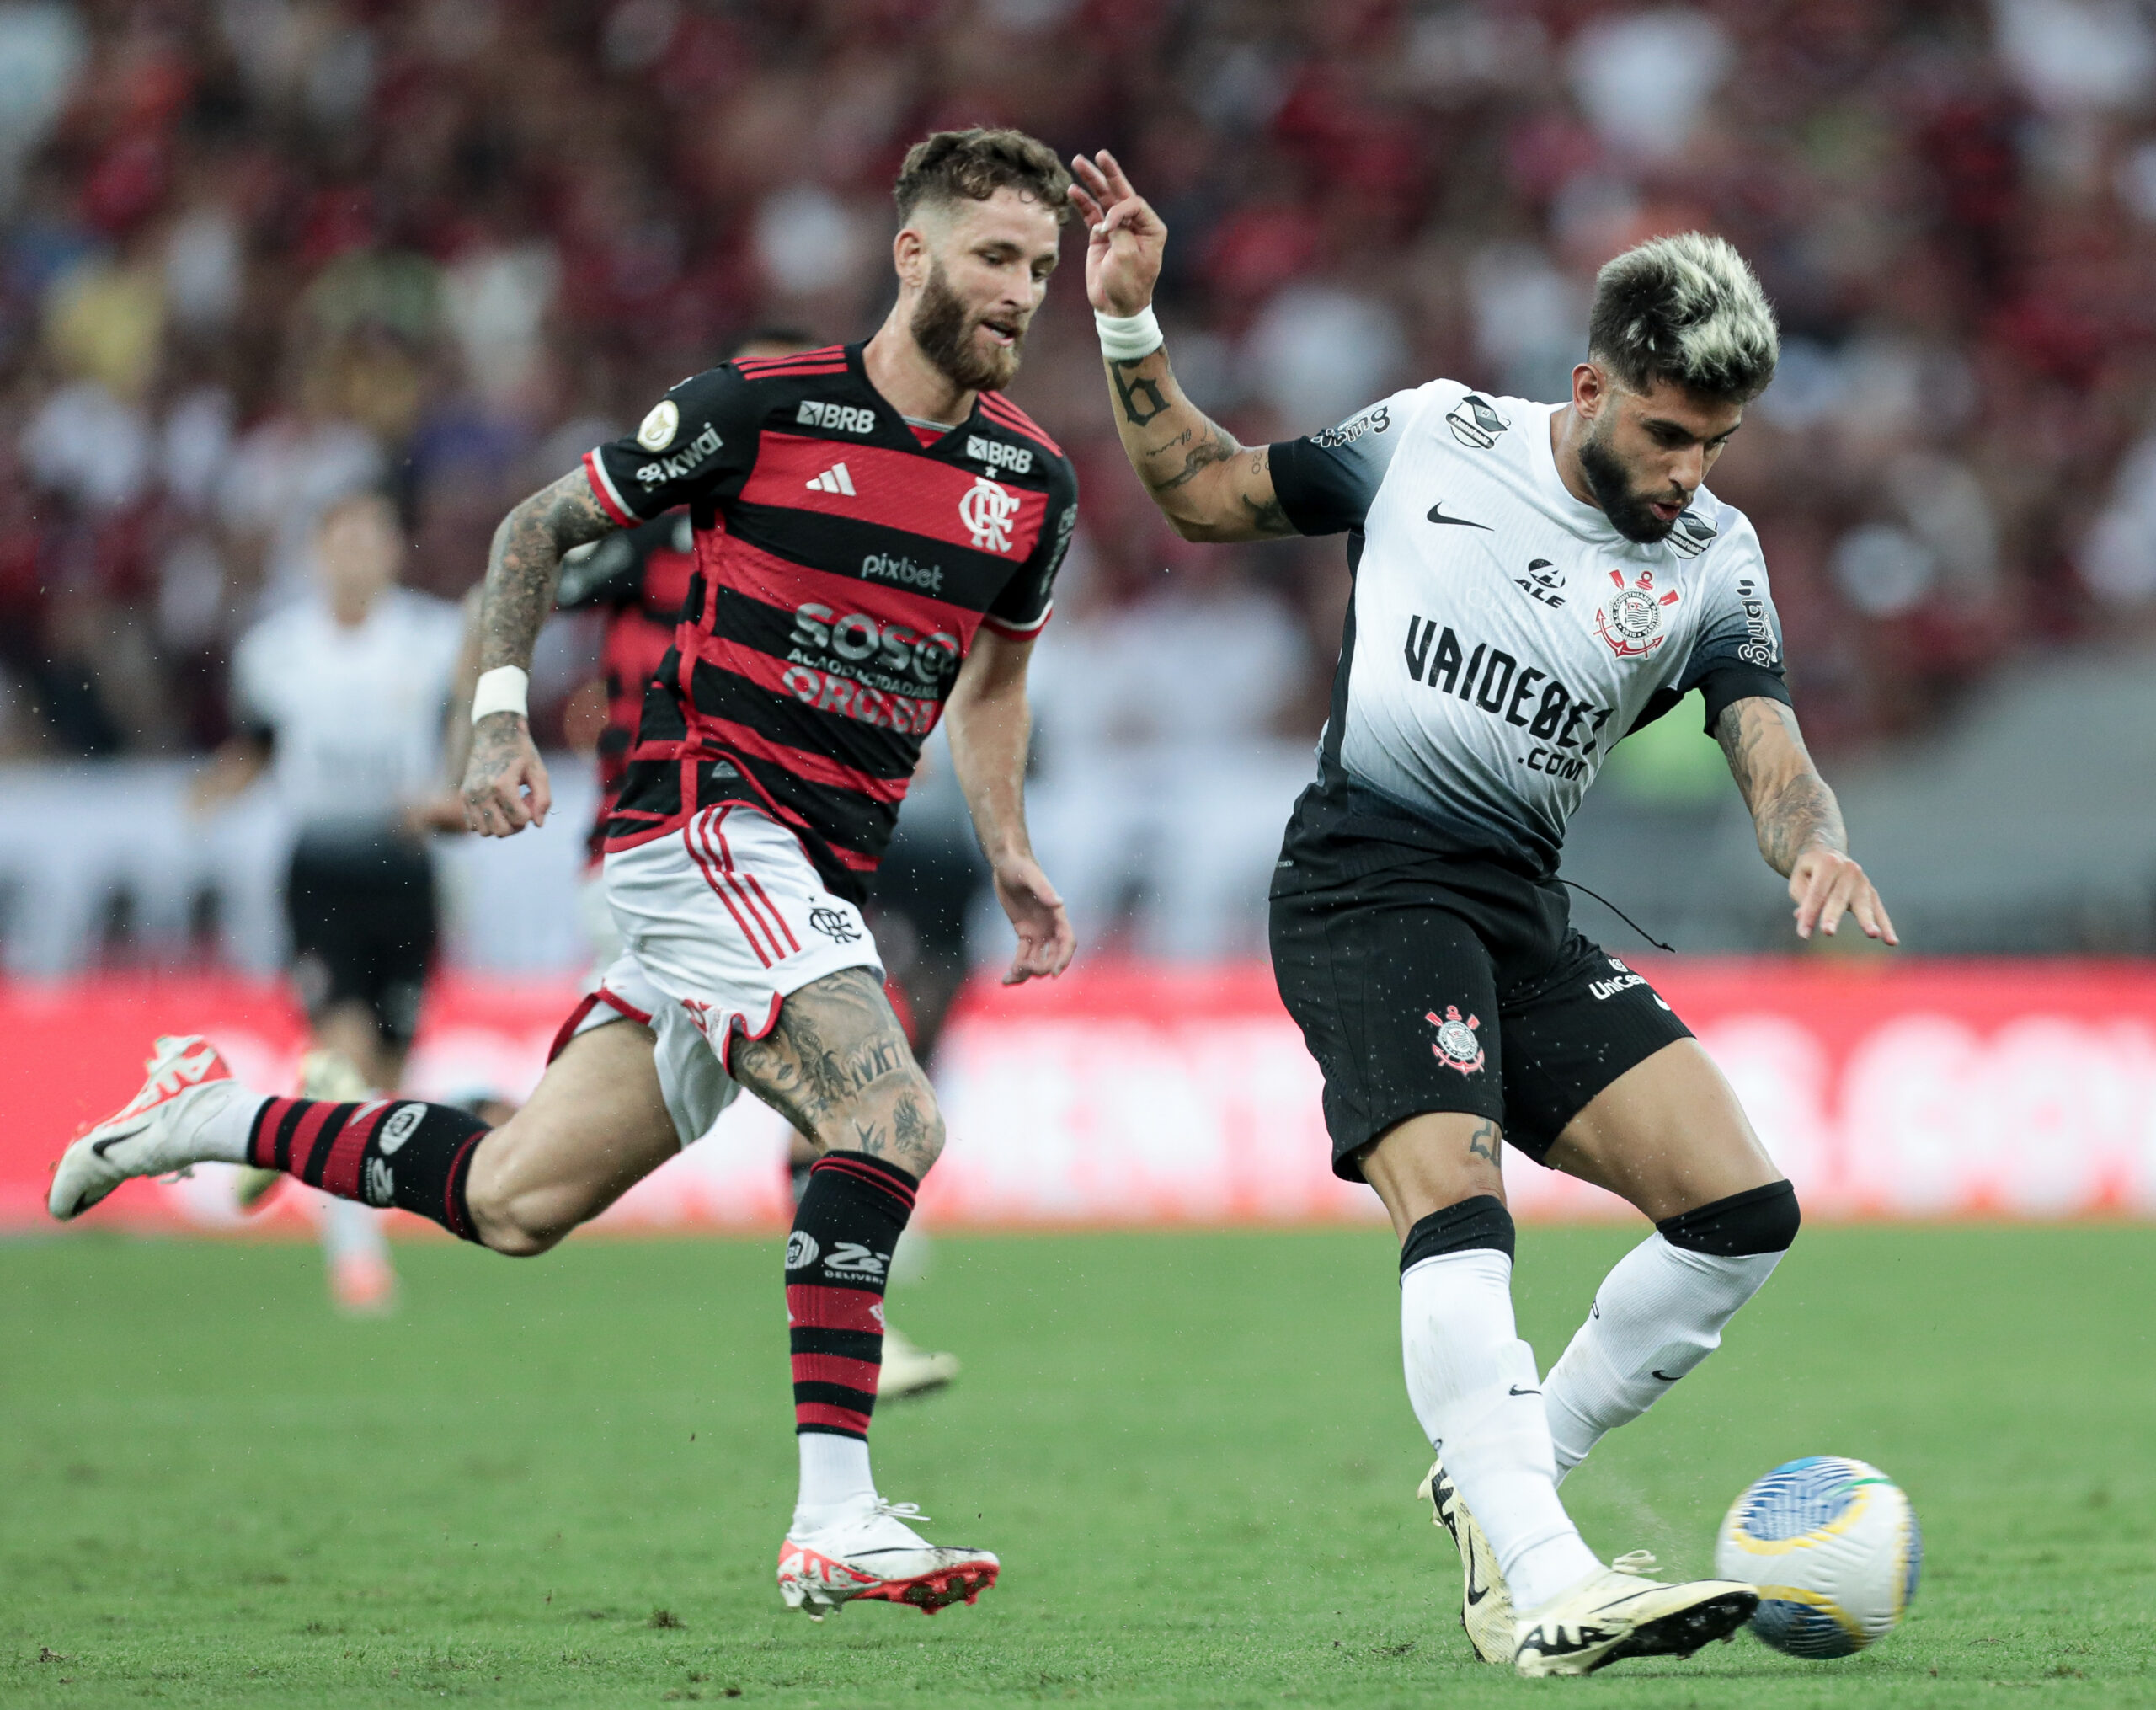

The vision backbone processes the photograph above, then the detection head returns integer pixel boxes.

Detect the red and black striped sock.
[247,1096,491,1242]
[784,1152,916,1440]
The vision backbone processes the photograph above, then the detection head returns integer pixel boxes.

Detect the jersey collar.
[1528,399,1640,552]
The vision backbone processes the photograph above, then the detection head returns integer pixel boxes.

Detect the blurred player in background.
[192,490,463,1312]
[57,128,1079,1620]
[1073,149,1895,1675]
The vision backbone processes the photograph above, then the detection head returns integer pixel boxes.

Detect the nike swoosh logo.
[1509,1384,1540,1397]
[1651,1369,1679,1382]
[90,1127,145,1159]
[1427,502,1491,530]
[1466,1580,1490,1606]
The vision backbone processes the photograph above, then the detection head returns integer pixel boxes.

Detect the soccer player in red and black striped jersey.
[51,129,1080,1622]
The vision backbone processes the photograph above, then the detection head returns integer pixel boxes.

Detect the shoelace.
[1610,1550,1657,1576]
[874,1500,931,1526]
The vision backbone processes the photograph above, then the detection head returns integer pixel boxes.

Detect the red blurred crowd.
[7,0,2156,765]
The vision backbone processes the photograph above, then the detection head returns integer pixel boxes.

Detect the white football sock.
[181,1082,264,1164]
[1544,1233,1785,1483]
[1401,1248,1602,1612]
[792,1432,877,1532]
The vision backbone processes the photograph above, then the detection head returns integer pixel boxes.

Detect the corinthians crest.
[1595,567,1681,659]
[1425,1005,1486,1076]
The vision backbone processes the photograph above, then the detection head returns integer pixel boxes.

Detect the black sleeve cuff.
[1267,438,1353,537]
[1697,663,1792,735]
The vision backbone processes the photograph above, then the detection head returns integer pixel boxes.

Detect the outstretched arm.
[1068,151,1291,543]
[462,472,621,837]
[1716,696,1897,944]
[942,628,1075,985]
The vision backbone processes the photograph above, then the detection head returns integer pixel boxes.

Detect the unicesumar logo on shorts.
[1426,1005,1486,1076]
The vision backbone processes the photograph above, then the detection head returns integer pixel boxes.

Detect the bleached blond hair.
[1588,232,1780,403]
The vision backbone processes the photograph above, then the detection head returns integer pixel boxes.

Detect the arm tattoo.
[1154,423,1236,492]
[1716,698,1847,876]
[1110,356,1171,427]
[477,471,619,673]
[1466,1120,1501,1166]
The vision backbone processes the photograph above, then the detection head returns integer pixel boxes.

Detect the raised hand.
[1069,149,1166,317]
[462,712,552,837]
[991,852,1075,986]
[1788,846,1897,944]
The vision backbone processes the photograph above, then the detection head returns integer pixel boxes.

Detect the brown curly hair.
[894,127,1073,227]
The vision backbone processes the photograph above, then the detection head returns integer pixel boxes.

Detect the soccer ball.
[1713,1456,1922,1658]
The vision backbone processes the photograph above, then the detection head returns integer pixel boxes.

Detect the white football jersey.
[232,589,463,831]
[1271,380,1786,874]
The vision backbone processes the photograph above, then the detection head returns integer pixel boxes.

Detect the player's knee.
[1398,1194,1514,1275]
[1657,1178,1801,1257]
[811,1069,945,1175]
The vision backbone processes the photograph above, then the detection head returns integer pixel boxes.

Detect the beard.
[1577,415,1681,544]
[910,259,1024,394]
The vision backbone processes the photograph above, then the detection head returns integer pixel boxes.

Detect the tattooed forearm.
[1716,697,1847,876]
[1110,356,1171,426]
[1153,422,1237,492]
[1466,1120,1501,1166]
[478,471,618,673]
[1753,773,1844,874]
[1101,348,1292,542]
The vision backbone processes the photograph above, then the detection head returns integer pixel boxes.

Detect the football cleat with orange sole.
[777,1501,999,1621]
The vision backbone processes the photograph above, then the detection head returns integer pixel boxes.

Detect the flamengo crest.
[1426,1005,1486,1076]
[1595,567,1681,658]
[960,474,1020,553]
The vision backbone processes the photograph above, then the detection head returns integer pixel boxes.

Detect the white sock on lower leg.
[1401,1248,1602,1612]
[1545,1233,1785,1483]
[185,1083,265,1165]
[792,1432,877,1532]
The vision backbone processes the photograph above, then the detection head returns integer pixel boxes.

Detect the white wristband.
[1095,304,1164,362]
[471,665,529,724]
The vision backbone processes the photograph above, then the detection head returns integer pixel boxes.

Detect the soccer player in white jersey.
[1070,151,1895,1677]
[195,490,464,1312]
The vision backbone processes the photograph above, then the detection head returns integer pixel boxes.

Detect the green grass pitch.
[3,1224,2152,1706]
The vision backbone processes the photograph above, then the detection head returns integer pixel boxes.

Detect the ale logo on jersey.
[1596,568,1681,659]
[1426,1005,1486,1076]
[960,474,1021,553]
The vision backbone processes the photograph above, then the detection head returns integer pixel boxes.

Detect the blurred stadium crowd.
[7,0,2156,962]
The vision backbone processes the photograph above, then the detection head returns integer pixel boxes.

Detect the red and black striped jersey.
[580,341,1078,901]
[552,511,695,862]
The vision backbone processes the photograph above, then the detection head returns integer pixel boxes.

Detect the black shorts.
[285,831,438,1050]
[1269,788,1690,1180]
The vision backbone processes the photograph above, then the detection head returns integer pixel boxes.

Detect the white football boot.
[1418,1457,1513,1663]
[49,1036,248,1221]
[1513,1551,1757,1677]
[878,1328,960,1401]
[776,1499,998,1621]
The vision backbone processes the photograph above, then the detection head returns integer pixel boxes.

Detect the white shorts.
[559,804,882,1148]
